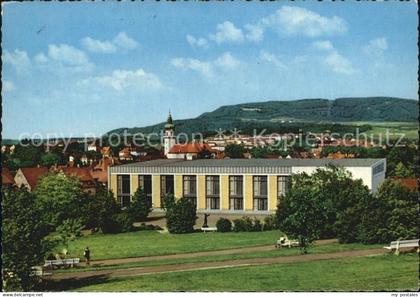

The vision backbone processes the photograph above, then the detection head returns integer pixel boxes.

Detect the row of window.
[116,175,291,211]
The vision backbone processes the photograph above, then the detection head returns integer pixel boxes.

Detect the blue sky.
[2,2,418,138]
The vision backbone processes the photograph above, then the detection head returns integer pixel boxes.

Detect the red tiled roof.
[90,170,108,183]
[168,143,213,154]
[393,178,419,191]
[61,167,94,182]
[2,168,15,185]
[20,167,49,189]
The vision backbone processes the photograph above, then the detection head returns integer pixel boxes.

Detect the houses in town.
[108,158,387,212]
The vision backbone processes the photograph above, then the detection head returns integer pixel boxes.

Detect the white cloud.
[31,44,94,74]
[259,50,284,68]
[81,37,117,53]
[81,32,138,54]
[209,21,244,44]
[171,52,242,77]
[171,58,213,77]
[3,80,15,92]
[34,53,48,64]
[81,68,163,92]
[363,37,388,57]
[215,52,241,69]
[325,51,354,75]
[245,24,264,42]
[48,44,90,66]
[312,40,354,75]
[113,32,138,50]
[261,6,347,37]
[186,35,208,49]
[312,40,334,51]
[3,49,31,74]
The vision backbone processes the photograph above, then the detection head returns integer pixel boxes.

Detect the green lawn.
[55,242,383,274]
[345,121,418,140]
[63,230,281,260]
[49,253,419,291]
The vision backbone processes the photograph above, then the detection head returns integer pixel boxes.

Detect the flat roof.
[109,158,385,175]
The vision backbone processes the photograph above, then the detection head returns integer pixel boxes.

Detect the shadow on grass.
[39,274,111,291]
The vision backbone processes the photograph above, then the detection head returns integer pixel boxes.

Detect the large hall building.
[108,158,386,214]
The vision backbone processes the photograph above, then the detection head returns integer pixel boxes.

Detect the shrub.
[262,215,277,231]
[166,197,197,234]
[101,212,134,234]
[233,216,253,232]
[216,218,232,232]
[162,193,175,211]
[128,187,152,222]
[137,223,163,231]
[252,217,263,232]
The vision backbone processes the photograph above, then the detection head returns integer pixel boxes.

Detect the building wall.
[174,175,183,199]
[291,165,383,192]
[268,175,278,210]
[130,174,139,195]
[109,162,384,212]
[152,175,161,208]
[220,175,229,210]
[14,169,31,191]
[109,174,117,196]
[244,175,253,211]
[197,175,206,209]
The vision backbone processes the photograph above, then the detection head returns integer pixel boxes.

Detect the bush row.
[216,215,277,232]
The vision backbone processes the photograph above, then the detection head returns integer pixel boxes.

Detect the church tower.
[163,111,176,156]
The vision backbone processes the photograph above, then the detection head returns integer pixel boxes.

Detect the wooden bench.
[44,258,80,269]
[384,239,419,254]
[201,227,218,233]
[275,237,300,248]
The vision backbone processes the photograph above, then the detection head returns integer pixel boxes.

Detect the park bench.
[201,227,218,233]
[275,236,300,248]
[44,258,80,269]
[384,239,419,254]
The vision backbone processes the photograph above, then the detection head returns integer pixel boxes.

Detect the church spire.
[167,110,173,125]
[164,110,174,130]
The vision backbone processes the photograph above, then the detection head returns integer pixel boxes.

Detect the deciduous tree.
[2,188,45,291]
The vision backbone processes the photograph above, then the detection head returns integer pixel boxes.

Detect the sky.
[2,2,418,139]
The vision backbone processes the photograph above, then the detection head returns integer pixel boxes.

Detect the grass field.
[63,230,281,260]
[55,242,383,274]
[49,253,419,291]
[345,121,418,140]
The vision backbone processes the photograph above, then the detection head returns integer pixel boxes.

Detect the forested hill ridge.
[107,97,418,135]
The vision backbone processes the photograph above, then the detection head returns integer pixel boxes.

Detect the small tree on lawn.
[276,174,327,253]
[2,188,46,291]
[166,196,197,234]
[55,218,84,250]
[128,187,152,222]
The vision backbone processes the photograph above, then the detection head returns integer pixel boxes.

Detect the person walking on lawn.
[84,247,91,265]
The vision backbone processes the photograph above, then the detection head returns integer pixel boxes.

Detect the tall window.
[183,175,197,207]
[206,176,220,210]
[117,175,131,207]
[253,176,267,211]
[277,176,291,207]
[138,175,152,208]
[160,175,174,206]
[229,176,243,210]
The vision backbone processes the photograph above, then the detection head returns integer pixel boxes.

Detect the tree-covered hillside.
[107,97,418,136]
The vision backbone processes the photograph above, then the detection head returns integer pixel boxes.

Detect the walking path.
[48,246,386,281]
[79,238,337,267]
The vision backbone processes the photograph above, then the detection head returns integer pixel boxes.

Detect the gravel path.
[48,245,386,281]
